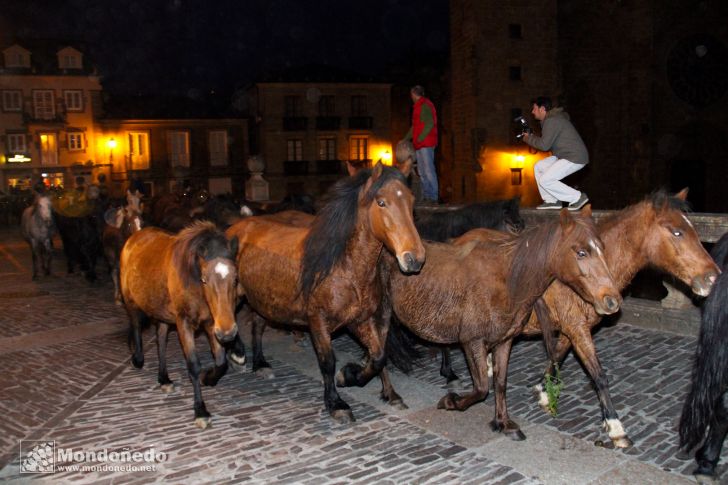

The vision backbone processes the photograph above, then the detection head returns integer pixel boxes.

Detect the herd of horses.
[16,163,728,482]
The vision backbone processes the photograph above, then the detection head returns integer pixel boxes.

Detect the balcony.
[315,160,342,175]
[316,116,341,130]
[348,116,373,130]
[22,111,67,125]
[283,117,308,131]
[283,160,309,176]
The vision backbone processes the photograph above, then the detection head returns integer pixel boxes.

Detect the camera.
[513,116,531,139]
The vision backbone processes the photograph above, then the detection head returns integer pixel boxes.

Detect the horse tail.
[385,316,422,374]
[679,270,728,451]
[710,232,728,268]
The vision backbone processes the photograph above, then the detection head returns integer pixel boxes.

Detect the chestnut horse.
[452,189,719,447]
[380,207,621,440]
[226,162,425,423]
[120,221,241,428]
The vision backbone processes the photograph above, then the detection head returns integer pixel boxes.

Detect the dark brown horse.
[103,191,145,305]
[226,162,425,423]
[120,221,241,428]
[381,206,622,440]
[21,193,54,280]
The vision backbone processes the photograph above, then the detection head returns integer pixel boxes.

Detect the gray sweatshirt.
[525,108,589,165]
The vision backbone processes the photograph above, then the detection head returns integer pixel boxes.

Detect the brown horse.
[103,192,145,305]
[380,206,622,440]
[120,221,241,428]
[470,189,717,448]
[226,162,425,423]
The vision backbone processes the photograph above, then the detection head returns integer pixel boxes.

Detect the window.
[39,133,58,165]
[349,136,368,160]
[67,132,84,151]
[7,133,27,153]
[509,66,522,81]
[284,96,301,117]
[287,139,303,161]
[319,95,335,116]
[60,55,80,69]
[508,24,522,39]
[318,138,337,160]
[128,132,150,170]
[2,91,22,112]
[33,90,55,120]
[64,90,83,111]
[208,130,228,166]
[5,52,29,68]
[167,131,190,167]
[351,96,367,116]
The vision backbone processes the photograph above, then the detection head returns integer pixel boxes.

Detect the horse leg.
[569,326,632,448]
[30,241,39,280]
[176,320,211,428]
[200,322,229,387]
[156,322,174,392]
[440,347,461,386]
[337,317,387,388]
[251,312,274,378]
[437,339,490,412]
[309,316,353,424]
[126,307,146,368]
[111,263,122,305]
[490,340,525,440]
[533,333,572,412]
[42,238,52,276]
[378,368,408,409]
[694,390,728,481]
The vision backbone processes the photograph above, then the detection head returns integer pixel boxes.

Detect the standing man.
[523,96,589,210]
[406,85,439,204]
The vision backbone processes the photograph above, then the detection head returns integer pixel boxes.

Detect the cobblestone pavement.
[0,226,718,484]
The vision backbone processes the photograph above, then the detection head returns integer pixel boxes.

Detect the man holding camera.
[522,96,589,210]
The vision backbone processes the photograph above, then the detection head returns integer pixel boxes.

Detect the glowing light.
[8,154,31,163]
[40,134,47,142]
[107,138,117,149]
[380,150,392,166]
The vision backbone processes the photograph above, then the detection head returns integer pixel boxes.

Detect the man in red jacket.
[406,85,439,203]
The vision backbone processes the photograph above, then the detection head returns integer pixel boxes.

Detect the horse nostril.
[604,296,619,312]
[404,252,415,268]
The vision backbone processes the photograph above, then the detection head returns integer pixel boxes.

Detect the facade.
[249,81,393,200]
[0,43,104,191]
[97,118,249,197]
[447,0,728,211]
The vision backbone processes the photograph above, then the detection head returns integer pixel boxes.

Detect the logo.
[20,441,55,474]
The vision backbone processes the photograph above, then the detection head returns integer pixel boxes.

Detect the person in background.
[523,96,590,210]
[405,85,439,204]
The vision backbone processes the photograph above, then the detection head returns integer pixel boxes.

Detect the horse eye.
[377,199,386,207]
[200,277,207,285]
[576,249,587,259]
[673,229,683,237]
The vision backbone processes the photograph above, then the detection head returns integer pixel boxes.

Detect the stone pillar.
[245,155,269,202]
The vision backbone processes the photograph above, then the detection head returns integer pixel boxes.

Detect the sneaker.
[536,201,562,210]
[567,193,589,211]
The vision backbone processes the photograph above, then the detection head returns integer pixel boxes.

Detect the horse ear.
[579,203,592,217]
[229,236,239,258]
[676,187,689,200]
[397,157,413,177]
[113,208,124,229]
[126,189,132,197]
[371,160,384,181]
[346,160,358,176]
[559,208,575,234]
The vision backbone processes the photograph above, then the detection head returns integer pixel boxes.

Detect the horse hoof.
[131,356,144,369]
[506,428,527,441]
[437,392,459,410]
[532,384,550,413]
[612,435,633,448]
[115,299,123,306]
[228,355,247,372]
[330,409,355,424]
[389,399,409,411]
[229,352,246,366]
[695,474,717,485]
[255,367,275,379]
[160,383,175,393]
[194,417,211,429]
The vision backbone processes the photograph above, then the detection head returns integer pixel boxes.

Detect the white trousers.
[534,155,585,203]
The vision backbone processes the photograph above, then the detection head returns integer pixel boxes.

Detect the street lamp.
[510,154,525,185]
[107,138,117,163]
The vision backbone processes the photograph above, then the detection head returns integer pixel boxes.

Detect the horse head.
[126,189,143,215]
[642,188,719,296]
[35,194,52,222]
[364,161,425,273]
[552,206,622,315]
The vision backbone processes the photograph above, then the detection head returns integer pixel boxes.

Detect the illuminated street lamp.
[510,154,525,185]
[107,138,117,163]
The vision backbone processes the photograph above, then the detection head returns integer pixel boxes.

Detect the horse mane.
[507,213,599,316]
[415,197,522,242]
[711,232,728,268]
[648,188,691,213]
[300,166,406,300]
[171,220,232,288]
[679,269,728,451]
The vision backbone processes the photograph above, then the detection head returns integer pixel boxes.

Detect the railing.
[315,160,342,175]
[348,116,373,130]
[283,160,309,175]
[315,116,341,130]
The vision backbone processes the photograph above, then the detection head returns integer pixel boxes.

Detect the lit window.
[33,90,55,120]
[2,91,22,112]
[167,131,190,167]
[349,136,368,160]
[287,139,303,161]
[64,90,83,111]
[67,133,84,151]
[209,130,228,166]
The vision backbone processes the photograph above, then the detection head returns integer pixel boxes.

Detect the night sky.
[3,0,449,99]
